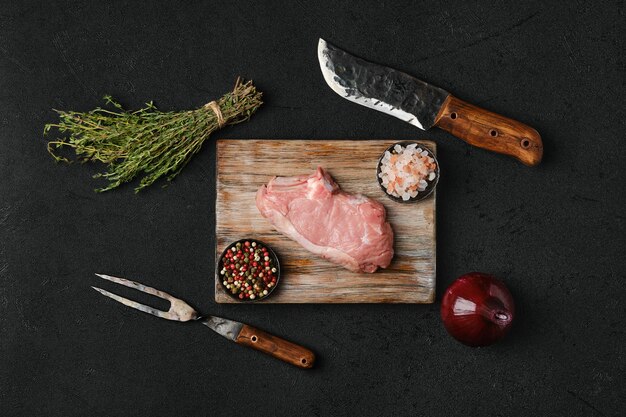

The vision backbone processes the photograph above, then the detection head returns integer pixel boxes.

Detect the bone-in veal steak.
[256,167,394,273]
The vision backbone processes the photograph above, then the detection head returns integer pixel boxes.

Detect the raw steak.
[256,167,394,273]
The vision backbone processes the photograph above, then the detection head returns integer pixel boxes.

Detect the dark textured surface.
[0,1,624,416]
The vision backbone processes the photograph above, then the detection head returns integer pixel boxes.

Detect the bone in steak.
[256,167,394,273]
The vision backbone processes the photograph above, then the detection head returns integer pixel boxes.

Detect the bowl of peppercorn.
[217,239,281,302]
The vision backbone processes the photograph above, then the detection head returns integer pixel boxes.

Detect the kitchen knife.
[318,38,543,166]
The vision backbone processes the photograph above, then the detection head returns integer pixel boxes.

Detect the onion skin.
[441,272,515,347]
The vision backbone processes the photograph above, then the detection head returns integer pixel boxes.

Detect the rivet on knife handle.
[236,324,315,369]
[434,96,543,166]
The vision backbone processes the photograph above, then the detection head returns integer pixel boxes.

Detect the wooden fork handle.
[236,324,315,369]
[434,95,543,166]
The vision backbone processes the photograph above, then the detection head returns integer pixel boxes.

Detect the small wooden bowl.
[376,141,440,203]
[217,239,281,303]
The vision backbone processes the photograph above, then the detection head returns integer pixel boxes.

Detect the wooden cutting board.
[215,139,436,303]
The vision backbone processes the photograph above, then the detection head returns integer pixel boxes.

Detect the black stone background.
[1,1,624,416]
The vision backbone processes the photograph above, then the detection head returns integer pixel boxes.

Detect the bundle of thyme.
[44,78,263,192]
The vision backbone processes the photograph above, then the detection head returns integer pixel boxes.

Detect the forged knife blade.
[318,38,543,166]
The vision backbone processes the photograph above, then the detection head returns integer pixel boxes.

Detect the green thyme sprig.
[44,78,263,192]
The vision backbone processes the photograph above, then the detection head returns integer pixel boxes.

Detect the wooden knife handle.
[235,324,315,369]
[434,95,543,166]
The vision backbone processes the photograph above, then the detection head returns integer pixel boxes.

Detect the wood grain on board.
[215,139,436,303]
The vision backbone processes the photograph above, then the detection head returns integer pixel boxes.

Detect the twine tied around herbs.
[205,100,225,127]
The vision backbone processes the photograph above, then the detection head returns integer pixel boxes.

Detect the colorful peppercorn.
[220,240,278,300]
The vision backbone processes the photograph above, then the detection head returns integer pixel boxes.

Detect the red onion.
[441,272,515,347]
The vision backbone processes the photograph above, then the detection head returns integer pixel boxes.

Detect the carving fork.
[92,274,315,369]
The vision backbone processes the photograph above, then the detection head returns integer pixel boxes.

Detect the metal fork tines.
[92,274,198,322]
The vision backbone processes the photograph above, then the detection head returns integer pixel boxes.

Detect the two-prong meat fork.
[92,274,315,369]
